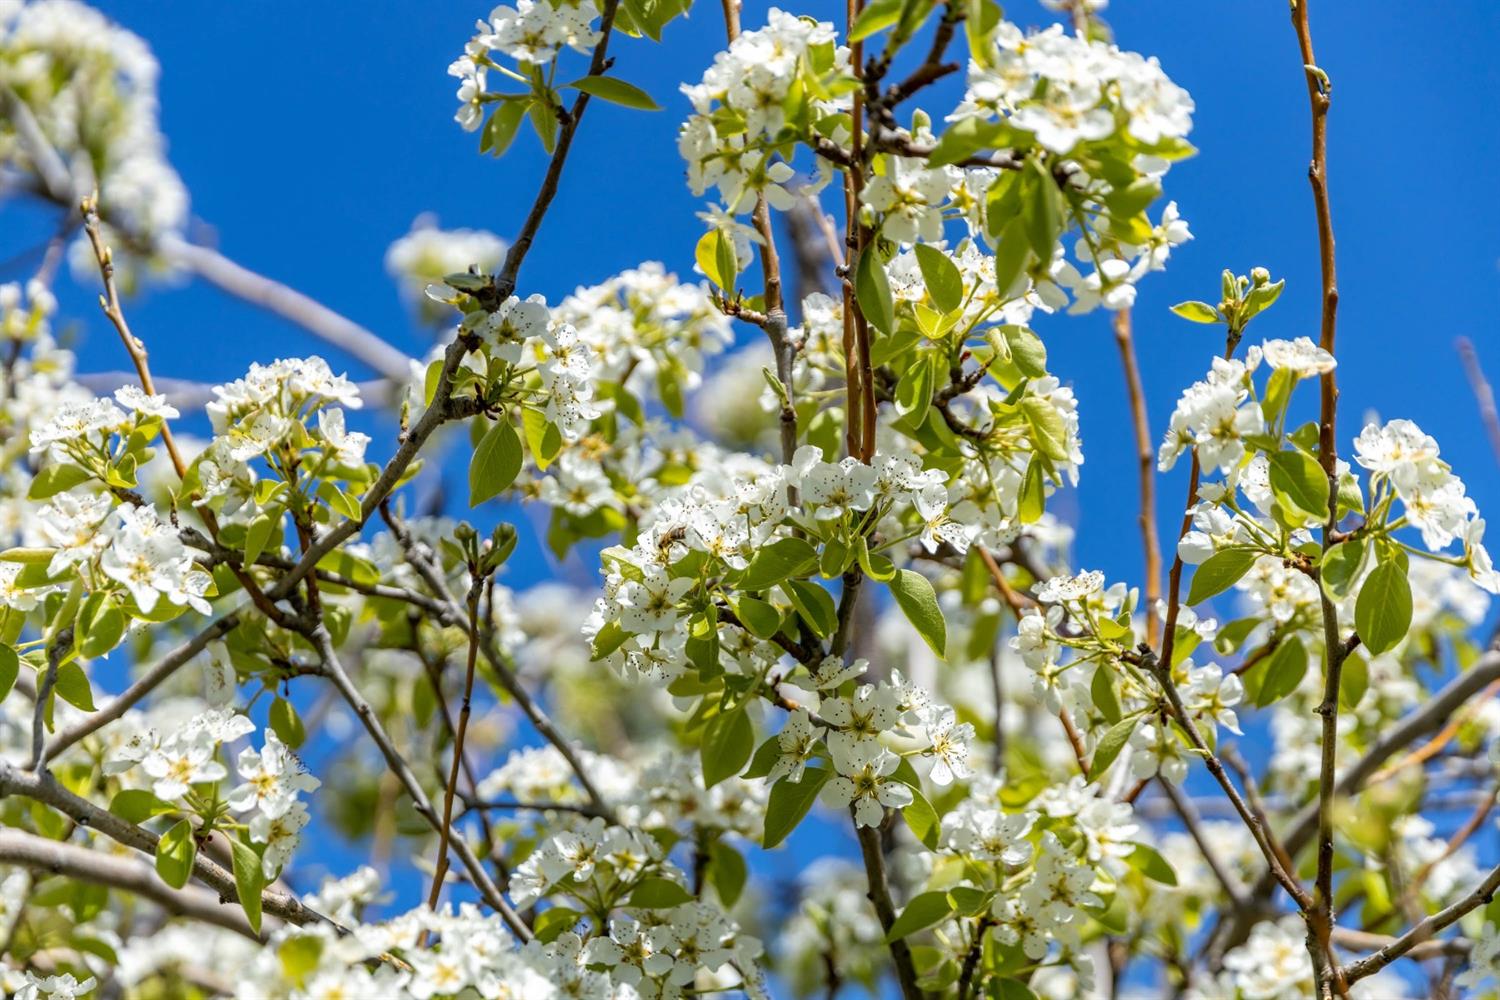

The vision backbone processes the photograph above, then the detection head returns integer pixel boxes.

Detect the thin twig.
[305,625,531,940]
[426,580,485,911]
[1112,307,1161,647]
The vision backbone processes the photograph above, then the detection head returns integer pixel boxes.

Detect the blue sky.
[5,0,1500,987]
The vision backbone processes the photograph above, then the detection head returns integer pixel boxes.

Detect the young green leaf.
[888,569,947,659]
[627,877,695,907]
[1355,555,1412,655]
[469,419,523,507]
[1127,842,1178,886]
[701,707,754,788]
[1267,450,1330,520]
[1170,301,1220,324]
[901,787,942,850]
[155,819,196,889]
[0,643,17,703]
[1185,548,1258,606]
[230,838,265,934]
[270,696,306,749]
[885,890,955,942]
[1254,634,1307,707]
[854,246,895,334]
[912,243,963,314]
[763,768,832,848]
[565,75,660,110]
[1088,716,1137,780]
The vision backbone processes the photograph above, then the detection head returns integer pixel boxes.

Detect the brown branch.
[491,0,622,301]
[1135,647,1313,910]
[0,828,260,940]
[425,580,484,912]
[304,624,531,940]
[1342,863,1500,984]
[1113,307,1161,647]
[0,763,330,930]
[856,821,925,1000]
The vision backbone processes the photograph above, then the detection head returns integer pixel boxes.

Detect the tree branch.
[159,235,414,382]
[0,828,260,940]
[0,763,329,929]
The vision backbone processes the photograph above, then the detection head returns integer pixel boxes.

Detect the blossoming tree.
[0,0,1497,997]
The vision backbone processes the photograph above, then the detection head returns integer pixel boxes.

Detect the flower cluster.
[1355,418,1500,591]
[449,0,603,131]
[107,707,319,879]
[954,24,1194,155]
[774,665,974,827]
[678,9,842,213]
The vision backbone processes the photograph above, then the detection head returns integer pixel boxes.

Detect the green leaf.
[0,644,17,703]
[53,660,95,711]
[854,246,895,334]
[1169,300,1220,324]
[1186,548,1258,606]
[995,979,1040,1000]
[627,877,695,907]
[1320,539,1368,600]
[730,595,781,639]
[1091,666,1121,724]
[848,0,903,40]
[1001,325,1047,379]
[1021,396,1070,463]
[270,697,306,749]
[784,579,838,638]
[78,602,125,660]
[590,620,628,661]
[701,707,754,788]
[533,907,583,942]
[469,420,523,507]
[901,787,941,849]
[763,768,832,848]
[1018,455,1045,523]
[894,353,935,430]
[856,538,896,582]
[1023,158,1062,258]
[1340,652,1369,710]
[743,735,783,780]
[521,407,563,471]
[1268,450,1330,520]
[1356,555,1412,656]
[912,244,963,314]
[528,98,557,153]
[1088,716,1137,780]
[738,537,819,592]
[109,789,175,824]
[481,99,529,157]
[28,463,92,500]
[565,74,660,110]
[695,229,737,291]
[1254,634,1308,707]
[155,819,196,889]
[1127,843,1178,886]
[230,838,265,934]
[885,891,955,942]
[888,570,946,659]
[708,841,748,908]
